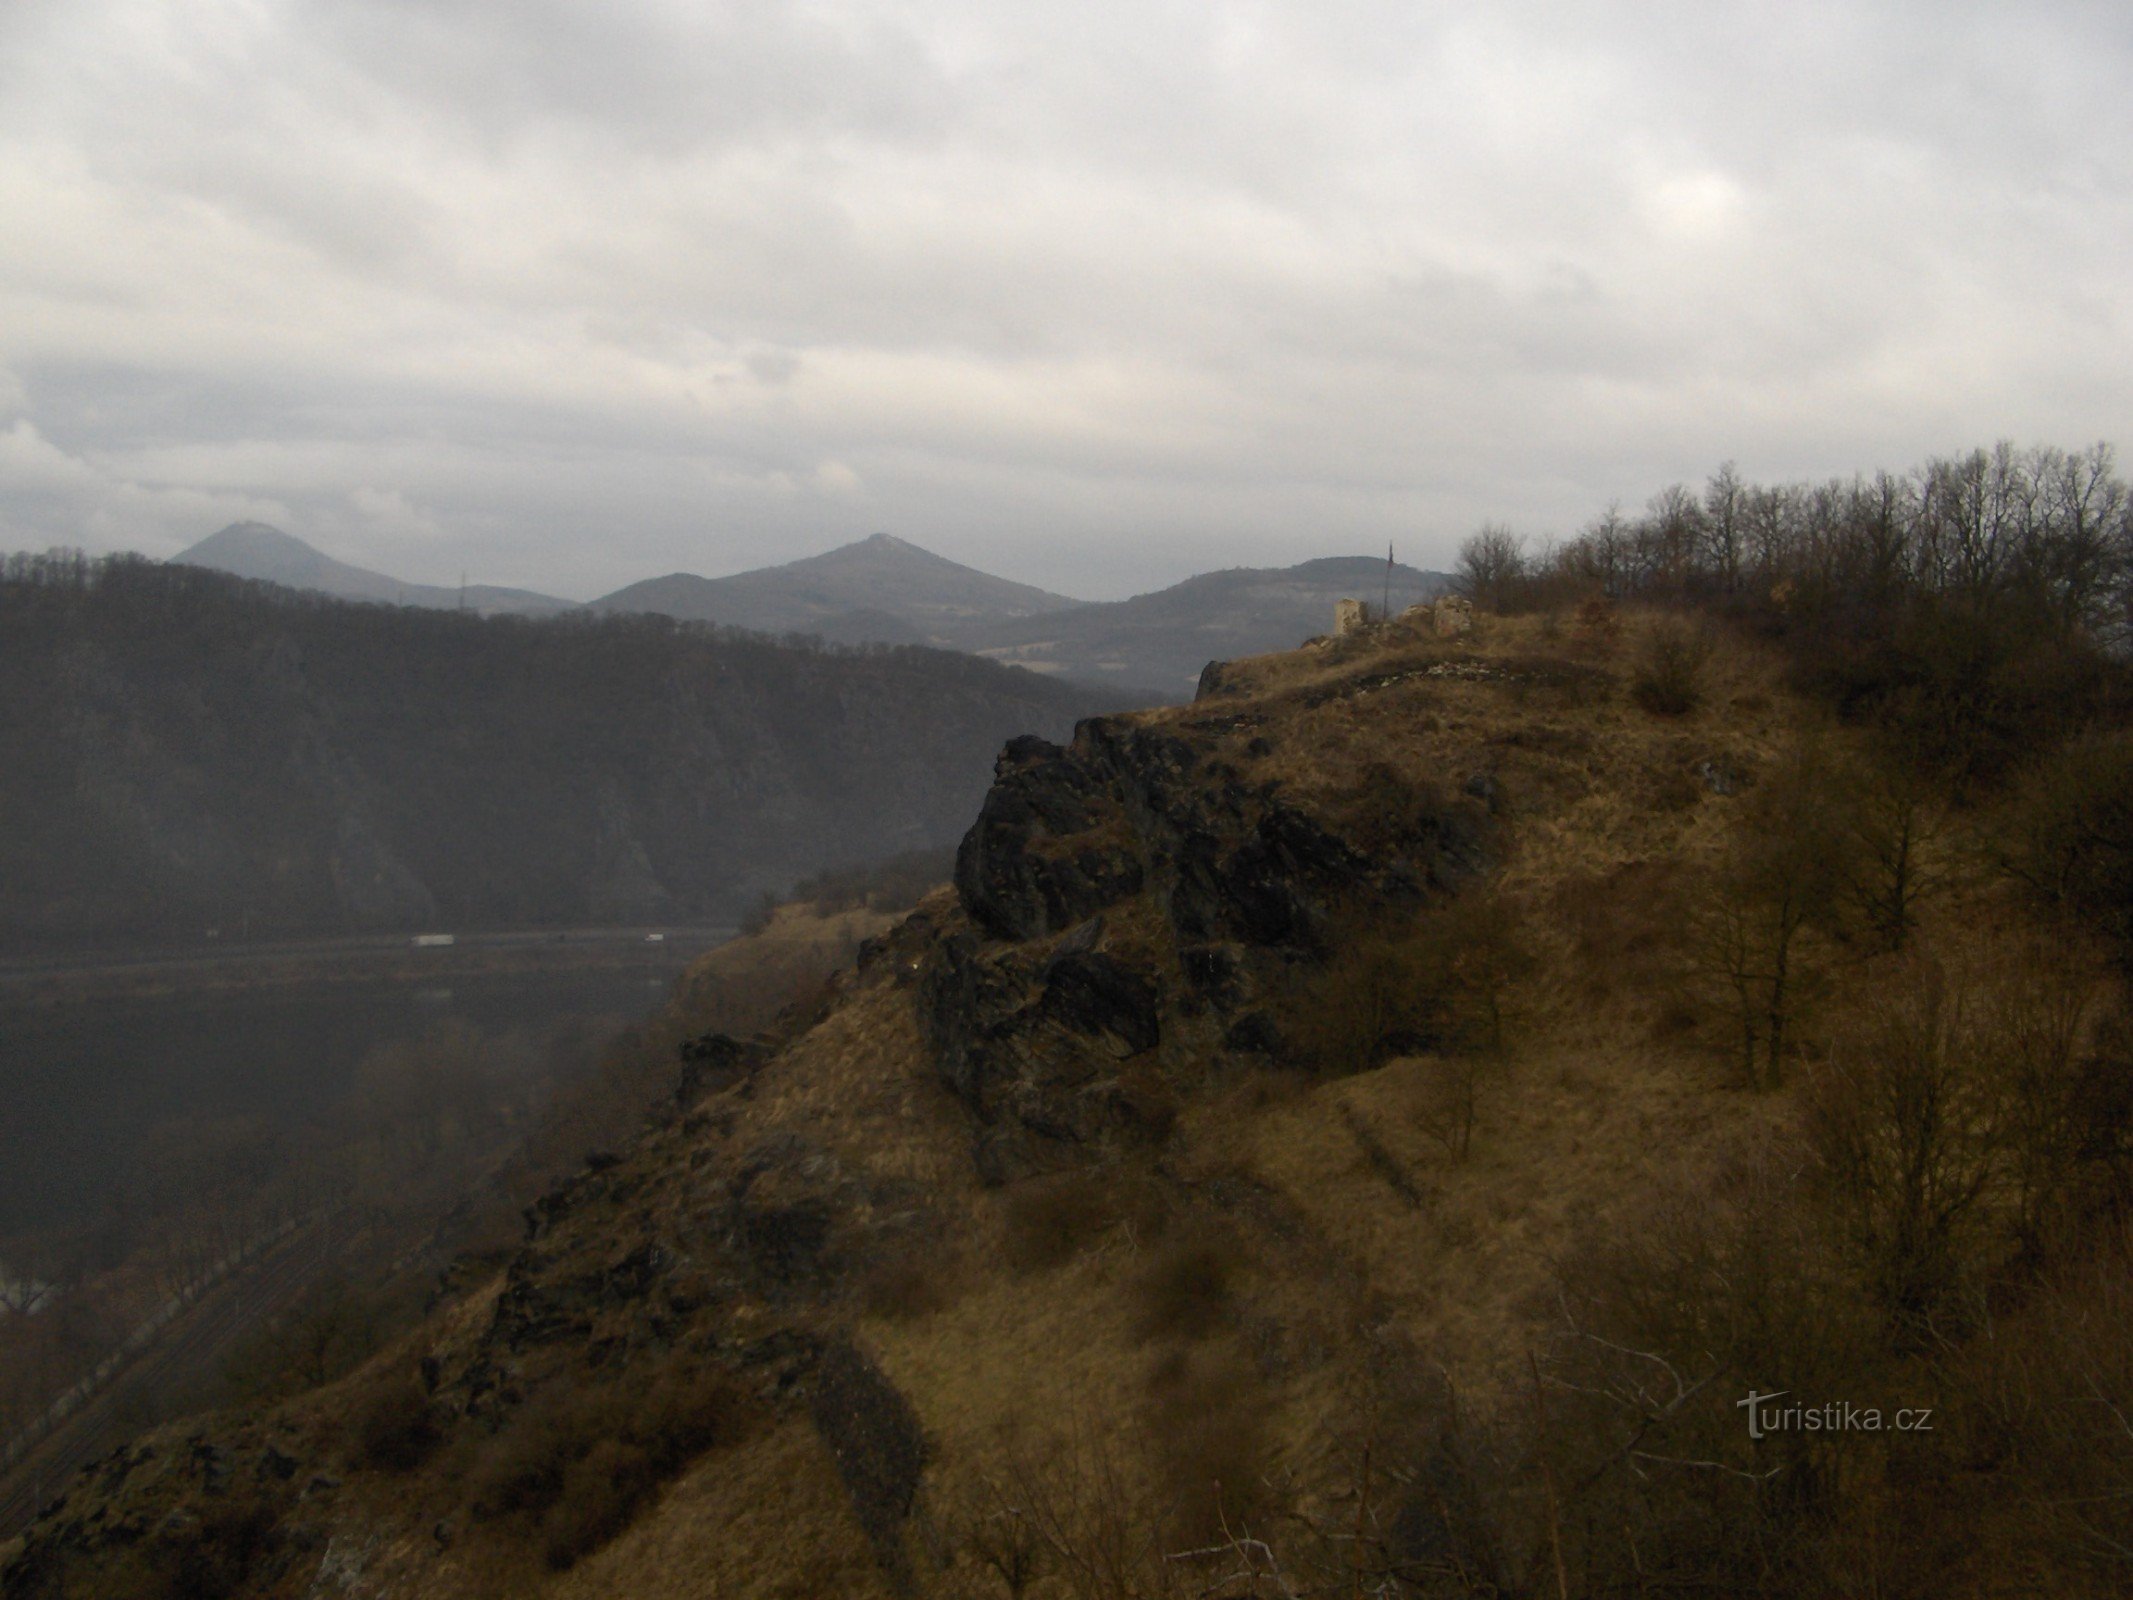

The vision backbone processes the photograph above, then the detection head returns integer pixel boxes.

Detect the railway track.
[0,1221,334,1541]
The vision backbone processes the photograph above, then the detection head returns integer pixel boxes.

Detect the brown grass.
[354,1365,442,1473]
[462,1353,753,1570]
[34,609,2124,1600]
[1128,1221,1242,1343]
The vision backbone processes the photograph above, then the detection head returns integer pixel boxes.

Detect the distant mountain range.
[174,523,576,617]
[175,523,1452,698]
[586,532,1079,645]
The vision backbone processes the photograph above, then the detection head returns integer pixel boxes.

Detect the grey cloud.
[0,0,2128,599]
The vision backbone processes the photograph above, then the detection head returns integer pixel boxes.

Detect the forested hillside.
[0,555,1112,949]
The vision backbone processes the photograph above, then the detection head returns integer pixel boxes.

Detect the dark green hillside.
[0,553,1113,949]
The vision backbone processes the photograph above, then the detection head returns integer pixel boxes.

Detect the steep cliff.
[15,607,2115,1600]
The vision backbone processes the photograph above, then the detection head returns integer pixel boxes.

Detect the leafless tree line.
[1459,442,2131,641]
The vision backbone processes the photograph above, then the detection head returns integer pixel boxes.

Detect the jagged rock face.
[1194,658,1239,701]
[921,926,1166,1180]
[957,720,1423,953]
[927,712,1486,1176]
[953,733,1144,941]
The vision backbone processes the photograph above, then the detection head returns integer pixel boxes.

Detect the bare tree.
[1456,522,1527,613]
[1805,958,2007,1332]
[1701,461,1746,595]
[1691,748,1849,1090]
[1835,750,1951,949]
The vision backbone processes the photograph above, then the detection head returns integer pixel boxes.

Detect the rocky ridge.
[4,615,1725,1600]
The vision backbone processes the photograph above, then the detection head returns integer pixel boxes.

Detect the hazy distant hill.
[589,532,1081,640]
[0,553,1114,949]
[175,525,1452,698]
[175,522,576,618]
[592,537,1452,698]
[950,556,1454,695]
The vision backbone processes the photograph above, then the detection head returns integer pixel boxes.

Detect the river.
[0,929,730,1238]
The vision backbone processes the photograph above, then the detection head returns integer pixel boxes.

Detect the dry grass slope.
[8,605,2130,1599]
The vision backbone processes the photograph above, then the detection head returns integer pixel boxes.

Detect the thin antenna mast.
[1383,542,1393,622]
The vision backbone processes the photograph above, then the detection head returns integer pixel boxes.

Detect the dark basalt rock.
[730,1201,833,1287]
[809,1337,929,1592]
[922,709,1495,1172]
[1037,950,1160,1054]
[954,735,1144,941]
[678,1031,765,1105]
[490,1260,593,1352]
[1177,943,1244,1010]
[920,930,1168,1180]
[596,1240,675,1304]
[1195,658,1241,700]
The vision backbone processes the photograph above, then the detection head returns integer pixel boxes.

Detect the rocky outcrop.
[953,735,1143,941]
[1,642,1511,1598]
[922,924,1166,1180]
[923,712,1490,1175]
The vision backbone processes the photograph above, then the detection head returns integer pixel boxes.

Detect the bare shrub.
[226,1275,392,1403]
[1406,1056,1487,1162]
[792,846,955,915]
[738,889,779,935]
[1572,594,1620,648]
[1113,1059,1179,1144]
[1456,522,1529,613]
[1834,747,1952,949]
[466,1351,750,1569]
[1690,746,1850,1089]
[1938,1235,2133,1577]
[355,1365,442,1473]
[1556,859,1687,1001]
[1805,957,2010,1336]
[1984,941,2106,1263]
[541,1437,655,1570]
[469,1387,598,1519]
[1419,888,1533,1057]
[1290,890,1531,1079]
[1547,1151,1880,1594]
[1285,933,1429,1074]
[1631,618,1712,715]
[945,1431,1180,1600]
[2002,732,2133,964]
[1129,1221,1241,1343]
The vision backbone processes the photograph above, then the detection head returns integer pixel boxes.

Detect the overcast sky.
[1,0,2127,601]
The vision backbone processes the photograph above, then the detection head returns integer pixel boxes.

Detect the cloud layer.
[2,0,2128,598]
